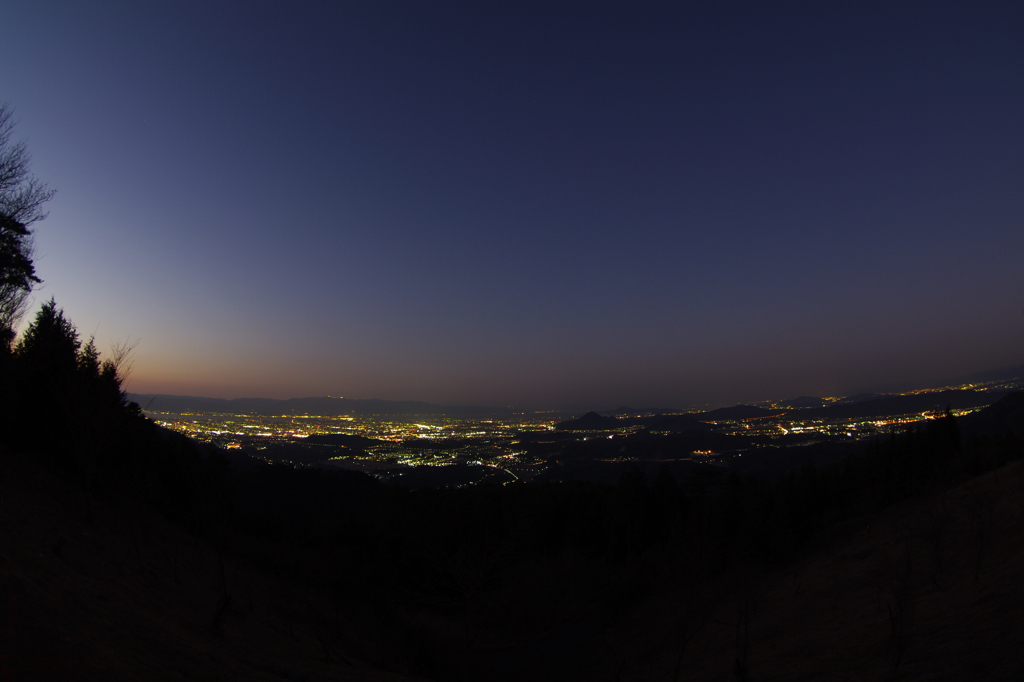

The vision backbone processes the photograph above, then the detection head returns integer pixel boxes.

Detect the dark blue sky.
[3,1,1022,409]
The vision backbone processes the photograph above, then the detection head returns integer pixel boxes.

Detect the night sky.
[2,1,1022,410]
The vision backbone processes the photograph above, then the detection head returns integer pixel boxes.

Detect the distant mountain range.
[783,389,1010,421]
[850,364,1024,395]
[555,389,1015,432]
[130,394,518,418]
[132,362,1024,421]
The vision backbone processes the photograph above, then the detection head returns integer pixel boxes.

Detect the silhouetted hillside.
[959,391,1024,438]
[6,402,1024,680]
[603,406,682,416]
[807,388,1007,421]
[835,391,890,404]
[699,404,785,420]
[0,449,422,682]
[854,363,1024,394]
[642,412,710,431]
[778,395,827,408]
[6,303,1024,680]
[555,410,620,430]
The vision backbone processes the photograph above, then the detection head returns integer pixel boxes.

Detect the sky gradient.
[2,1,1023,409]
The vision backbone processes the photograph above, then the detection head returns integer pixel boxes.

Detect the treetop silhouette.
[0,103,54,344]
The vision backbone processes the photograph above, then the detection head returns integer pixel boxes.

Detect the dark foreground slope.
[605,459,1024,681]
[5,446,1024,681]
[0,447,423,682]
[3,393,1024,681]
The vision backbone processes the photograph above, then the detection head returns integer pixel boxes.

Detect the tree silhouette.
[4,297,144,486]
[0,103,54,344]
[15,297,80,384]
[6,298,81,458]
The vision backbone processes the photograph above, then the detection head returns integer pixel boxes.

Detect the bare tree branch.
[0,103,55,339]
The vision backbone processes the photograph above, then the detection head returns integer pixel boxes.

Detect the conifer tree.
[15,297,81,384]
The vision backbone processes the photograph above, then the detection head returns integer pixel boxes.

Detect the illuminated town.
[143,376,1024,487]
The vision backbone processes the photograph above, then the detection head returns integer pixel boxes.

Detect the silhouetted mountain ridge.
[805,389,1007,421]
[851,364,1024,394]
[777,396,828,408]
[555,411,619,430]
[699,404,786,420]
